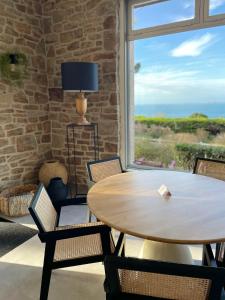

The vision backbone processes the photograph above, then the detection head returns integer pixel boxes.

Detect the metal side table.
[66,123,99,204]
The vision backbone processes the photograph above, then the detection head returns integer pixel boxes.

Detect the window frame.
[125,0,225,169]
[128,0,225,41]
[204,0,225,22]
[128,0,200,40]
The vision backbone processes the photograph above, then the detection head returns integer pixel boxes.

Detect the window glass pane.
[209,0,225,16]
[132,26,225,170]
[133,0,195,30]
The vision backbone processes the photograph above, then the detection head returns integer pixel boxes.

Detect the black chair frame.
[29,184,118,300]
[104,255,225,300]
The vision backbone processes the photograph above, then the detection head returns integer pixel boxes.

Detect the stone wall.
[0,0,120,192]
[0,0,51,189]
[42,0,120,192]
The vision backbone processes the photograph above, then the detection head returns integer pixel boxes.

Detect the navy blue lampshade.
[61,62,98,92]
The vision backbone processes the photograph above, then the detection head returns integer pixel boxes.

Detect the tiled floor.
[0,205,203,299]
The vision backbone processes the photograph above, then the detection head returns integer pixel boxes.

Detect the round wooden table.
[88,170,225,245]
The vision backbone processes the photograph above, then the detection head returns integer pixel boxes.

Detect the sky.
[133,0,225,105]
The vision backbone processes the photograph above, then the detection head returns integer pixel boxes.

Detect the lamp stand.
[75,92,90,125]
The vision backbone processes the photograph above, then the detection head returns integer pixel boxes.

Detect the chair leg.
[40,264,52,300]
[121,244,125,257]
[202,247,208,266]
[215,242,221,261]
[40,242,55,300]
[89,210,92,222]
[113,233,125,256]
[55,206,61,227]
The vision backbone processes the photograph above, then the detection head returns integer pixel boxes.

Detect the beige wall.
[0,0,120,191]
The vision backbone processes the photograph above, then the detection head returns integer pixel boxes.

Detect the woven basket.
[0,184,37,217]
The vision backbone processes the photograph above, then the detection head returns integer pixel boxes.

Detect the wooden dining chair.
[194,157,225,264]
[86,156,125,222]
[29,184,115,300]
[104,255,225,300]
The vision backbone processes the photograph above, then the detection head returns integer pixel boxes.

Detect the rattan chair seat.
[54,222,115,261]
[54,233,103,261]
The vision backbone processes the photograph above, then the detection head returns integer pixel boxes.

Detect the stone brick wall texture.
[43,0,120,193]
[0,0,120,192]
[0,0,51,189]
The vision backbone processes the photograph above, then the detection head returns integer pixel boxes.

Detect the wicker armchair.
[104,255,225,300]
[87,156,125,222]
[29,184,115,300]
[194,157,225,265]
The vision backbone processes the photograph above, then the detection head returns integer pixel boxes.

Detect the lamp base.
[76,117,90,125]
[75,93,90,125]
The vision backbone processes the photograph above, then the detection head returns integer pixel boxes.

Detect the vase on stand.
[47,177,68,205]
[39,160,68,187]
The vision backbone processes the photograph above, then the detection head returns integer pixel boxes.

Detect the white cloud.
[210,0,225,10]
[183,0,194,9]
[169,1,194,22]
[171,14,194,22]
[134,67,225,105]
[171,33,214,57]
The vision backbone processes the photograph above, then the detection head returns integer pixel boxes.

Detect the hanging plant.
[0,52,28,86]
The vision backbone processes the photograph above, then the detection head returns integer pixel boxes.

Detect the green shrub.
[135,116,225,135]
[175,143,225,170]
[146,125,172,139]
[134,116,225,170]
[135,139,176,167]
[189,113,208,119]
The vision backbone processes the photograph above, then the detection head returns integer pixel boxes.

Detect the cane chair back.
[119,270,210,299]
[29,184,57,233]
[104,256,225,300]
[87,157,123,183]
[193,158,225,181]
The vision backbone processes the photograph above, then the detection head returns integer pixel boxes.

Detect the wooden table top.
[87,170,225,244]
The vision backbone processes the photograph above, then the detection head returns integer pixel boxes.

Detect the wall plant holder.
[0,52,28,86]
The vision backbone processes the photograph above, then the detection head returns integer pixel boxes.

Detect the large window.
[127,0,225,170]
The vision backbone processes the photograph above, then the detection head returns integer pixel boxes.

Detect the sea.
[135,103,225,118]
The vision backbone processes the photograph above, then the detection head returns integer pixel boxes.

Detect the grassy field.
[135,115,225,170]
